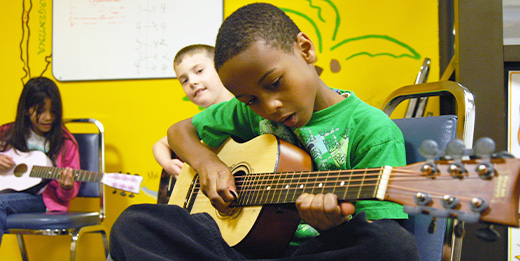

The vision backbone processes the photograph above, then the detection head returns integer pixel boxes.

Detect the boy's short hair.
[174,44,215,67]
[214,3,301,71]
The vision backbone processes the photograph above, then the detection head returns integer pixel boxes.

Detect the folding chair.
[5,118,108,261]
[381,81,476,261]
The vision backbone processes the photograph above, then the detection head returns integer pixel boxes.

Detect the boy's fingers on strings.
[323,193,350,226]
[339,201,356,217]
[216,174,236,203]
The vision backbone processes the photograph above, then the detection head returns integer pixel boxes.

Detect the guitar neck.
[30,166,104,183]
[233,166,390,206]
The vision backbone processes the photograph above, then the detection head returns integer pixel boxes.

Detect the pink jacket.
[0,124,81,211]
[42,128,81,211]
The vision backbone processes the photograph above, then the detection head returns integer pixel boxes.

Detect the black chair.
[382,81,475,261]
[6,118,108,261]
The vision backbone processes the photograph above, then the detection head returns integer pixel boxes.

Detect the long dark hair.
[0,77,66,162]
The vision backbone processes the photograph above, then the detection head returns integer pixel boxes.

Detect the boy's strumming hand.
[196,156,237,215]
[168,118,237,214]
[296,193,355,231]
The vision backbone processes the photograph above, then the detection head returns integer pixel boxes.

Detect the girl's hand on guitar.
[296,193,355,231]
[0,154,15,171]
[196,156,237,215]
[163,158,184,179]
[58,167,75,190]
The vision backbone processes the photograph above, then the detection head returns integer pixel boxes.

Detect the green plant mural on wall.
[184,0,421,108]
[281,0,421,75]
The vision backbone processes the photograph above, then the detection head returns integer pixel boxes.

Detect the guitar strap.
[23,179,52,195]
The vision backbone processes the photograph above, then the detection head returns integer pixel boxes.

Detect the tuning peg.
[493,151,515,159]
[428,217,437,234]
[454,221,465,238]
[474,137,495,158]
[112,189,117,194]
[419,140,440,177]
[419,139,439,159]
[446,139,466,158]
[129,193,135,198]
[476,224,500,242]
[446,139,467,178]
[120,191,126,196]
[474,137,496,179]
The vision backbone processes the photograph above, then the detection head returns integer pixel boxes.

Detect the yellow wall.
[0,1,438,260]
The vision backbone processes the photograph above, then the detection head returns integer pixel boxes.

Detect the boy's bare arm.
[152,136,183,178]
[167,118,237,214]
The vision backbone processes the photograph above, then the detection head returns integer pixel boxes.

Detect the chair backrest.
[392,116,457,261]
[393,115,457,164]
[382,81,475,148]
[74,133,101,197]
[382,81,475,261]
[64,118,105,219]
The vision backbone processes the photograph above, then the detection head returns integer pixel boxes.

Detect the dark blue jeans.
[109,204,420,260]
[0,192,46,245]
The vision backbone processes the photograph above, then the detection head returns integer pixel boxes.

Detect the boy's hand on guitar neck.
[296,193,356,231]
[0,154,15,171]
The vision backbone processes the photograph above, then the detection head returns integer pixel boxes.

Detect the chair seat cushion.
[6,211,100,230]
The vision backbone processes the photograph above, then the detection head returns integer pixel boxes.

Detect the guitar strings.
[31,166,103,182]
[186,169,483,205]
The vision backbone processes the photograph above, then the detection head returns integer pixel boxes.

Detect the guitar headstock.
[102,173,143,194]
[387,138,520,228]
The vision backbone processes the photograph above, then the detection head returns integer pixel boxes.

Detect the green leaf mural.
[281,0,421,74]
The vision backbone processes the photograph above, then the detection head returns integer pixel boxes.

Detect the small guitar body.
[0,149,53,192]
[0,149,143,194]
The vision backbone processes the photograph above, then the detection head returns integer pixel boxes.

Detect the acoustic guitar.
[168,134,520,257]
[157,150,178,204]
[0,148,142,194]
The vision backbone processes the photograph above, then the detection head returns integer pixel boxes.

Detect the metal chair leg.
[16,235,29,261]
[70,226,109,261]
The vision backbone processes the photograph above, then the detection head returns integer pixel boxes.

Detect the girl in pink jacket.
[0,77,81,244]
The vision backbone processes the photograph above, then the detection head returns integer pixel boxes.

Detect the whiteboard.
[52,0,223,81]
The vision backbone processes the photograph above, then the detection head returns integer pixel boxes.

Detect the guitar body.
[168,134,312,258]
[0,150,51,192]
[157,151,177,204]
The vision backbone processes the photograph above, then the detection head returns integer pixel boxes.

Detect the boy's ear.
[296,32,317,63]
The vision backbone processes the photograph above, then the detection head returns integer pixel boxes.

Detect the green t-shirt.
[192,90,407,240]
[193,90,407,219]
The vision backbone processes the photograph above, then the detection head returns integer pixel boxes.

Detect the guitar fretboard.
[30,166,104,182]
[230,166,391,206]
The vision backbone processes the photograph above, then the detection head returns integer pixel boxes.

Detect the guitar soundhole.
[13,164,28,177]
[215,167,249,219]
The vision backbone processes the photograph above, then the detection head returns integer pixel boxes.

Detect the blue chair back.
[74,133,101,197]
[392,115,458,261]
[393,115,458,164]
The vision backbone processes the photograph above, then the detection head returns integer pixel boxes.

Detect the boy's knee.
[373,220,420,260]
